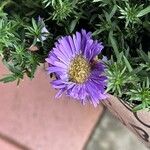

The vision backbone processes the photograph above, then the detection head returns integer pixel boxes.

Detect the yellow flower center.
[69,55,91,83]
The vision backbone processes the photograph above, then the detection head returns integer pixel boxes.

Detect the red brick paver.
[0,138,21,150]
[0,63,103,150]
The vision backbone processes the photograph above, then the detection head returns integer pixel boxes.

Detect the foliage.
[0,0,150,111]
[126,78,150,111]
[105,53,136,97]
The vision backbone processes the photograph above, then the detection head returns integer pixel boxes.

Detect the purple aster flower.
[46,29,107,106]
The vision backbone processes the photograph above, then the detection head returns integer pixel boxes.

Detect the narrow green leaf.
[133,104,143,112]
[52,0,55,7]
[32,18,37,30]
[58,0,63,7]
[138,50,150,63]
[93,0,102,2]
[109,31,120,60]
[0,74,17,83]
[69,19,78,33]
[123,55,133,72]
[137,6,150,17]
[109,5,117,20]
[146,77,149,88]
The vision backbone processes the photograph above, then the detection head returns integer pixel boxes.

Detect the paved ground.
[0,63,149,150]
[86,110,148,150]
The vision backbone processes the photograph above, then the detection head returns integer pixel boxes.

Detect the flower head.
[46,29,107,106]
[37,16,49,42]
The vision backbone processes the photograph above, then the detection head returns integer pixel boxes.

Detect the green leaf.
[32,18,38,31]
[93,0,102,2]
[0,74,17,83]
[137,6,150,17]
[42,0,51,7]
[69,18,78,33]
[130,66,143,75]
[138,50,150,63]
[109,5,117,20]
[109,31,120,60]
[2,60,21,74]
[123,55,133,72]
[133,104,143,112]
[58,0,63,7]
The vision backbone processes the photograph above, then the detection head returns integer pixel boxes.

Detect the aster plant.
[0,0,150,111]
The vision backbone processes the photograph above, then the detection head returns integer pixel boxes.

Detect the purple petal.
[58,37,73,56]
[67,35,76,57]
[47,66,66,74]
[73,34,80,54]
[53,61,68,69]
[75,32,81,52]
[55,88,66,98]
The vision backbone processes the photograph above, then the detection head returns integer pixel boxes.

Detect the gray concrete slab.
[86,110,148,150]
